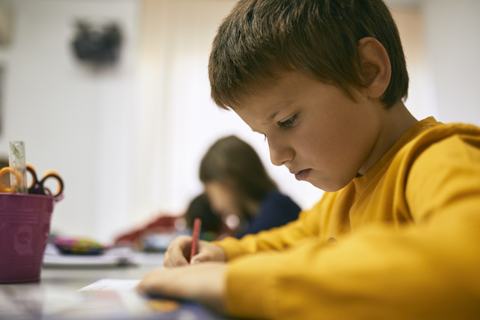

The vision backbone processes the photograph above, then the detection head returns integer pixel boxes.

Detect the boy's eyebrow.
[263,102,292,124]
[263,110,280,124]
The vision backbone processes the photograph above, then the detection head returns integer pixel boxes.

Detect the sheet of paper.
[78,279,141,292]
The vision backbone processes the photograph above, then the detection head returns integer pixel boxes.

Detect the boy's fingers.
[163,236,191,268]
[166,252,189,267]
[190,252,212,264]
[164,248,188,267]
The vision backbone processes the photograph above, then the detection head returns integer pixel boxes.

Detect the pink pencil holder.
[0,193,57,283]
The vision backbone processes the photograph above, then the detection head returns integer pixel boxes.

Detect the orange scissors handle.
[26,164,38,189]
[41,170,64,197]
[27,164,64,198]
[0,167,21,193]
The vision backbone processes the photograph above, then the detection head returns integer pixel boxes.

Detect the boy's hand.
[163,236,227,267]
[138,262,226,312]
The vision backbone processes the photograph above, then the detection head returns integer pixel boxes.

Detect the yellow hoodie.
[215,117,480,320]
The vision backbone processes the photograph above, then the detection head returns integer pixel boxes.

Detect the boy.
[138,0,480,319]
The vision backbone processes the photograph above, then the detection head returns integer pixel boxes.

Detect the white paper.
[77,279,141,292]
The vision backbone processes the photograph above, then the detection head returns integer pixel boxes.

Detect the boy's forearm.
[213,208,320,261]
[138,262,226,311]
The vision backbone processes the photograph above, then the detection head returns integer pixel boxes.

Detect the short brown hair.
[199,135,277,202]
[209,0,409,109]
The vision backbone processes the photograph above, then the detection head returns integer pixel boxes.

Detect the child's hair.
[209,0,408,109]
[184,193,222,233]
[199,135,277,202]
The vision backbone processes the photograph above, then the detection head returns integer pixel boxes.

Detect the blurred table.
[0,253,230,320]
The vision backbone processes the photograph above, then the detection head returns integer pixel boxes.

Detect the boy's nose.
[268,138,294,167]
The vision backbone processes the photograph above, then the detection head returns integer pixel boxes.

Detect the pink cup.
[0,193,57,283]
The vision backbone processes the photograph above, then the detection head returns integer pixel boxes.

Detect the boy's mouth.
[294,169,311,181]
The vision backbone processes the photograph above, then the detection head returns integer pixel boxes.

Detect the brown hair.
[184,193,222,232]
[209,0,408,109]
[199,135,277,202]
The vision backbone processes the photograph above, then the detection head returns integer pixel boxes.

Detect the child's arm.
[212,196,333,261]
[138,262,226,312]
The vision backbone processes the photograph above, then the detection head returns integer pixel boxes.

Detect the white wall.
[422,0,480,126]
[0,0,140,243]
[384,0,480,126]
[391,7,438,121]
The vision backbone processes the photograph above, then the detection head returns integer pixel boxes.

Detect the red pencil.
[189,218,202,263]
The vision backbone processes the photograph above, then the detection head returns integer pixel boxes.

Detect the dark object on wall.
[71,21,122,66]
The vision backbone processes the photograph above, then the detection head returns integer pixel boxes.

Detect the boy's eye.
[278,114,299,129]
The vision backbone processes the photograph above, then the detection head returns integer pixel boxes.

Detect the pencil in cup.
[189,218,202,263]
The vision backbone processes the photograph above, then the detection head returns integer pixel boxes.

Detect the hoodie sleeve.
[213,192,338,261]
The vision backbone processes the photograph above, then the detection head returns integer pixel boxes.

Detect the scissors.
[0,167,21,193]
[0,164,64,199]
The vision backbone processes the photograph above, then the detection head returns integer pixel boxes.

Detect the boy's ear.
[357,37,392,99]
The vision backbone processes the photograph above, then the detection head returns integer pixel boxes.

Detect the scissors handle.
[0,167,21,193]
[41,170,64,197]
[26,164,64,198]
[26,164,38,191]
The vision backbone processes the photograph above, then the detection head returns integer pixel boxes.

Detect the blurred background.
[0,0,478,245]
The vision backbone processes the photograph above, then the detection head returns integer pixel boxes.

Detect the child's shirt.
[214,117,480,320]
[237,190,301,238]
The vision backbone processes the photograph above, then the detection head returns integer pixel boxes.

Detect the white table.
[0,253,231,320]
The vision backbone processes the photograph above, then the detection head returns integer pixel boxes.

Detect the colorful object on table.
[189,218,202,263]
[26,164,64,199]
[54,236,104,255]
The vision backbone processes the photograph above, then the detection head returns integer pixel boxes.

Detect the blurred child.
[115,136,300,246]
[138,0,480,319]
[198,135,300,238]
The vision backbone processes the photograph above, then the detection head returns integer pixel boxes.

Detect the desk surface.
[0,253,231,320]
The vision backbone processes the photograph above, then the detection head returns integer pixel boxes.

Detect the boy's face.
[235,71,382,192]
